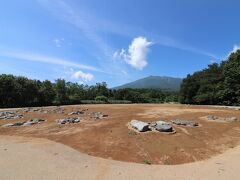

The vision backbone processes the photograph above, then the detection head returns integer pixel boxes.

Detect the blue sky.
[0,0,239,87]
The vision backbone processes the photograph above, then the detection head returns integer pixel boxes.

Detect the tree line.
[0,74,179,108]
[2,50,238,108]
[179,49,240,105]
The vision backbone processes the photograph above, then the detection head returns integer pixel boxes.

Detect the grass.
[128,130,137,136]
[141,160,152,165]
[162,159,171,165]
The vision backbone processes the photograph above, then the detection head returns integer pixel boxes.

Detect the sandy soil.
[0,104,240,165]
[1,135,240,180]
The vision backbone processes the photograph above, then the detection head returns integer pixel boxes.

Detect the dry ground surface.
[1,135,240,180]
[1,104,240,165]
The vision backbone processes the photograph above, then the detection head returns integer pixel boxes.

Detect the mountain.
[114,76,182,91]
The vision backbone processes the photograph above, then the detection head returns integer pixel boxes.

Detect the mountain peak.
[114,76,182,91]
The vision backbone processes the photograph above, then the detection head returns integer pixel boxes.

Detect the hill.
[114,76,182,91]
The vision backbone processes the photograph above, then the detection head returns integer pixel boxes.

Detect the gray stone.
[68,110,84,115]
[172,119,198,127]
[151,121,173,132]
[129,120,150,132]
[207,115,218,121]
[225,117,238,122]
[23,121,37,126]
[1,123,14,127]
[0,111,23,120]
[90,112,108,119]
[12,122,25,126]
[58,117,81,125]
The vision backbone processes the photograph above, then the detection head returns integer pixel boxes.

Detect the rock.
[90,112,108,119]
[2,118,45,127]
[1,123,14,127]
[30,118,45,123]
[12,122,25,126]
[23,121,37,126]
[155,121,173,132]
[149,121,173,132]
[74,118,80,123]
[0,111,23,120]
[23,118,46,126]
[207,115,218,120]
[58,117,81,125]
[68,110,84,115]
[171,119,198,127]
[32,108,40,112]
[225,117,239,122]
[129,120,150,132]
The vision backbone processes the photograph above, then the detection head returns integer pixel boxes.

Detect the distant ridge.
[114,76,182,91]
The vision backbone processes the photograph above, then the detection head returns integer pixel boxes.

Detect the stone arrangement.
[171,119,198,127]
[0,111,23,120]
[129,119,175,133]
[90,112,108,119]
[207,115,239,122]
[2,118,46,127]
[68,110,85,115]
[58,117,81,125]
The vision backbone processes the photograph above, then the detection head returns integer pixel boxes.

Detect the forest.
[179,50,240,105]
[0,74,178,108]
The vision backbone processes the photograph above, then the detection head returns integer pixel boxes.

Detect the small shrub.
[141,160,152,165]
[128,130,137,136]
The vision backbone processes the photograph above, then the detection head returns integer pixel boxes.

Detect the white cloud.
[39,0,218,60]
[71,70,94,82]
[54,38,64,47]
[231,45,240,54]
[0,49,101,72]
[114,36,152,70]
[225,44,240,58]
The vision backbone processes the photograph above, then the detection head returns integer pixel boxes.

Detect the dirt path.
[0,135,240,180]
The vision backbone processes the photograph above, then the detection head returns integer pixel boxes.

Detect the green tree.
[54,79,68,104]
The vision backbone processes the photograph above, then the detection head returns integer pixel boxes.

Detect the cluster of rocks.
[2,118,46,127]
[23,108,49,114]
[212,106,240,111]
[129,119,199,133]
[207,115,239,122]
[58,117,80,125]
[90,112,108,119]
[52,107,65,114]
[68,110,86,115]
[171,119,198,127]
[0,111,23,120]
[129,120,174,133]
[207,115,219,121]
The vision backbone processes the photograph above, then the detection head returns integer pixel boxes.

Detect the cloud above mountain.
[114,36,152,70]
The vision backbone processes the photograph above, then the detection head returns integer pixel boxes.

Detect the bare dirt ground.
[1,135,240,180]
[1,104,240,165]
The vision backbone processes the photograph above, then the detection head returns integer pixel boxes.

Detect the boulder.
[171,119,198,127]
[129,120,150,132]
[155,121,173,132]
